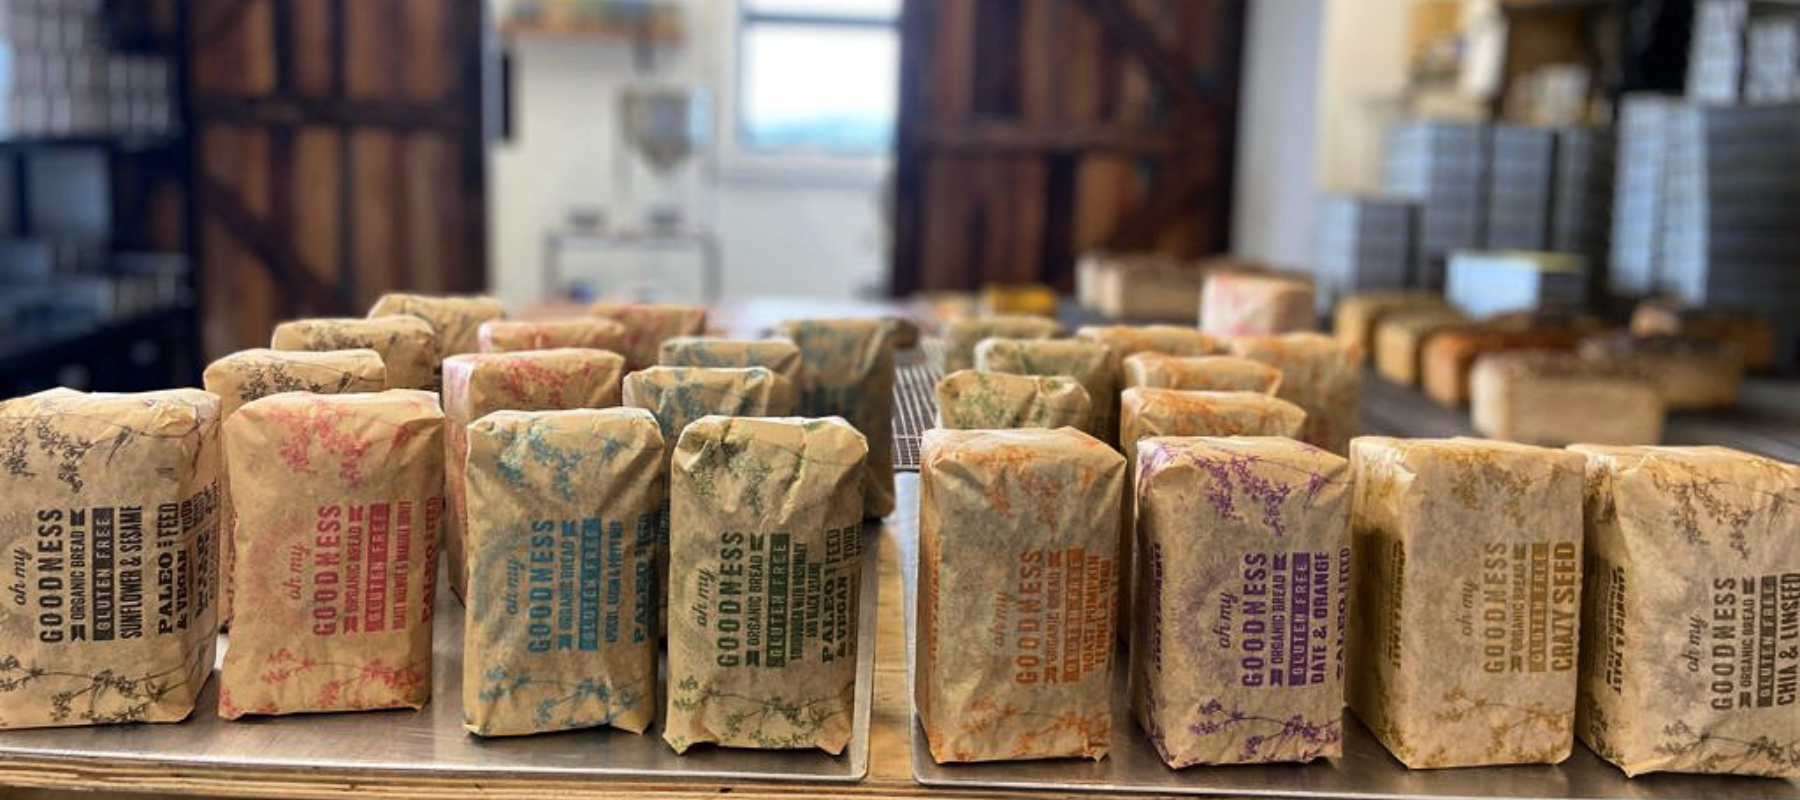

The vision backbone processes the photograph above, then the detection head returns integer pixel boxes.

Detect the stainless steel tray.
[898,523,1800,799]
[0,524,881,783]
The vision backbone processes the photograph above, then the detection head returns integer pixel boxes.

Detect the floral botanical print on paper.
[774,318,896,519]
[368,293,505,357]
[477,318,628,355]
[271,315,442,390]
[1231,333,1361,455]
[974,338,1113,440]
[934,369,1090,431]
[658,336,805,412]
[587,301,708,370]
[942,314,1063,374]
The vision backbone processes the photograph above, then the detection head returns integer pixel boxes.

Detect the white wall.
[1316,0,1411,192]
[1232,0,1326,269]
[487,0,889,309]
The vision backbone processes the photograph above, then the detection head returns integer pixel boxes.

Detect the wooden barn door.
[188,0,489,359]
[891,0,1245,294]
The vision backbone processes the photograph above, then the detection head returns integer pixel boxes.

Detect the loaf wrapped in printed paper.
[272,315,441,390]
[0,389,220,730]
[658,336,805,412]
[368,293,504,357]
[934,369,1091,431]
[1333,291,1448,364]
[218,390,444,718]
[205,348,387,624]
[665,416,868,754]
[974,337,1113,439]
[442,349,627,600]
[1122,354,1281,395]
[588,301,708,370]
[1373,308,1470,386]
[1572,445,1800,777]
[1199,271,1316,337]
[1346,437,1585,768]
[477,318,629,355]
[1470,351,1663,446]
[1230,333,1361,455]
[462,408,661,737]
[943,314,1064,373]
[1131,436,1350,766]
[1075,324,1225,360]
[774,318,896,518]
[917,427,1124,762]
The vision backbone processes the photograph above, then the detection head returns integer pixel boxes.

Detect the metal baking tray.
[898,519,1800,799]
[0,524,881,783]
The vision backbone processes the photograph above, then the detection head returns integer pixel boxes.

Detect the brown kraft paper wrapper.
[1333,291,1449,365]
[974,337,1114,440]
[664,416,868,754]
[205,348,387,626]
[1373,309,1471,387]
[1422,325,1583,407]
[624,366,788,634]
[1347,436,1585,768]
[917,427,1123,762]
[942,314,1064,374]
[478,318,629,355]
[934,369,1091,431]
[443,350,627,601]
[1131,436,1351,766]
[1230,333,1362,455]
[368,293,505,357]
[1077,325,1227,446]
[1572,445,1800,777]
[1469,351,1663,447]
[658,336,806,413]
[271,315,442,391]
[588,301,709,370]
[218,390,444,718]
[1122,353,1282,395]
[0,389,221,730]
[462,408,662,737]
[1199,272,1317,338]
[774,318,896,519]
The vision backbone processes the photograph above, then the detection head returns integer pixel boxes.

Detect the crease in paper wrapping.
[1469,351,1663,447]
[0,389,221,730]
[1198,272,1316,337]
[1076,325,1226,447]
[1122,353,1282,395]
[1346,436,1585,769]
[587,301,708,370]
[1373,308,1470,386]
[477,317,629,355]
[462,408,661,737]
[942,314,1064,374]
[204,348,388,625]
[1131,436,1350,766]
[774,318,897,519]
[973,337,1113,439]
[368,293,505,357]
[657,336,805,412]
[1333,291,1449,364]
[933,369,1091,431]
[218,390,444,719]
[664,416,868,754]
[271,315,442,391]
[1571,445,1800,778]
[917,427,1124,763]
[1230,333,1362,455]
[442,350,627,601]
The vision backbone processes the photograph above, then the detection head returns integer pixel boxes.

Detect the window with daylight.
[737,0,900,154]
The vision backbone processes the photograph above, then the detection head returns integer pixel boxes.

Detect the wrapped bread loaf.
[934,369,1091,431]
[0,389,221,730]
[1347,437,1585,768]
[1199,271,1316,337]
[942,314,1063,373]
[271,315,441,390]
[588,301,708,370]
[1470,351,1663,447]
[462,408,661,737]
[204,348,387,624]
[1373,308,1470,386]
[1333,291,1450,364]
[219,390,444,719]
[1422,325,1583,406]
[774,318,897,519]
[917,427,1124,763]
[974,337,1114,439]
[1230,333,1362,455]
[477,318,629,355]
[1580,333,1744,410]
[1630,300,1776,371]
[1075,324,1226,360]
[1122,353,1281,395]
[658,336,804,411]
[1131,436,1351,766]
[368,293,504,357]
[1075,251,1204,321]
[442,350,627,600]
[1572,445,1800,777]
[664,416,868,754]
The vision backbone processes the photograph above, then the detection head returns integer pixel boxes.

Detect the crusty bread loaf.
[1469,350,1663,446]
